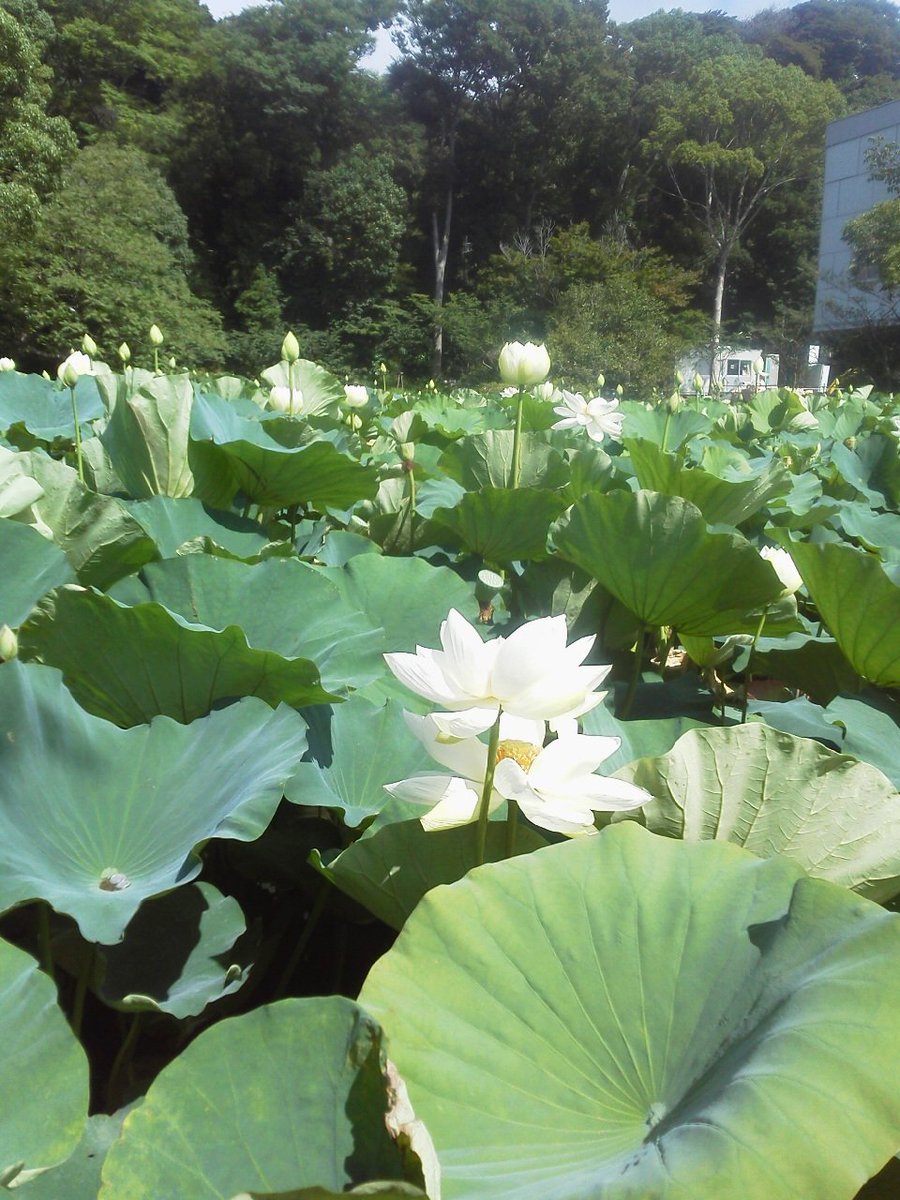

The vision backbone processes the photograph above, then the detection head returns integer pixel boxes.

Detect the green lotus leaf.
[751,631,861,705]
[747,696,844,745]
[0,660,307,942]
[286,697,432,828]
[85,882,248,1017]
[824,693,900,789]
[360,823,900,1200]
[414,395,505,437]
[15,452,158,588]
[258,358,345,415]
[230,1188,427,1200]
[313,818,547,931]
[101,373,195,498]
[122,495,271,558]
[108,554,384,697]
[0,445,43,517]
[0,936,89,1182]
[0,517,73,627]
[787,538,900,687]
[99,997,430,1199]
[12,1113,126,1199]
[833,500,900,561]
[579,701,710,773]
[431,487,567,563]
[614,723,900,899]
[440,431,568,491]
[555,490,786,635]
[626,438,789,526]
[191,393,378,509]
[621,402,713,448]
[0,371,103,439]
[21,585,338,726]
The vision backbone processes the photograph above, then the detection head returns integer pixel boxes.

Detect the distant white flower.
[57,350,93,388]
[0,357,14,372]
[343,384,369,407]
[384,608,610,736]
[552,391,624,443]
[268,384,302,414]
[281,330,300,363]
[760,546,802,595]
[149,324,164,347]
[498,341,551,386]
[386,712,650,836]
[534,381,556,402]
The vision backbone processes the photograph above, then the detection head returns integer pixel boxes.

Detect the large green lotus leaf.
[88,882,248,1017]
[431,487,567,563]
[191,393,378,508]
[319,554,479,706]
[831,435,899,508]
[286,697,432,828]
[21,586,338,726]
[0,371,104,439]
[555,490,786,635]
[824,693,900,789]
[579,701,710,773]
[0,936,89,1183]
[258,358,345,416]
[0,517,73,627]
[16,452,158,588]
[313,818,547,930]
[414,395,506,437]
[99,997,429,1199]
[101,373,195,498]
[0,661,307,942]
[614,723,900,899]
[122,495,270,558]
[14,1114,126,1199]
[440,431,568,491]
[360,823,900,1200]
[620,403,713,447]
[230,1188,426,1199]
[625,438,789,526]
[787,539,900,687]
[833,501,900,561]
[108,555,383,696]
[751,631,861,705]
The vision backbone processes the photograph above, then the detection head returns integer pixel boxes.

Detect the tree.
[643,52,845,384]
[0,4,75,241]
[844,139,900,289]
[4,140,226,368]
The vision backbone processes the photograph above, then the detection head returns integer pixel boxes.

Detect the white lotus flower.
[384,609,610,736]
[498,341,551,386]
[343,384,369,407]
[760,546,802,595]
[57,350,93,388]
[385,712,650,836]
[0,357,15,371]
[268,384,301,414]
[552,391,624,443]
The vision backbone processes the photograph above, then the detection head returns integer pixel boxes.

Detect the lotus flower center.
[496,739,541,772]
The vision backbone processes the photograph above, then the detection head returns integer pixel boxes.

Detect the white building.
[677,347,779,395]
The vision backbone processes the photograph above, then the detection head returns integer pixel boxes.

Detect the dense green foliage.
[0,0,898,382]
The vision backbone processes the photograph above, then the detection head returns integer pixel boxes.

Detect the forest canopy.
[1,0,898,386]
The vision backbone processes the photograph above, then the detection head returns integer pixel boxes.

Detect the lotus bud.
[0,624,17,661]
[498,341,551,387]
[343,384,369,407]
[596,372,605,389]
[666,392,683,414]
[149,324,164,347]
[57,350,92,388]
[615,384,624,396]
[0,357,14,371]
[674,369,684,387]
[753,357,765,376]
[534,381,555,401]
[82,333,98,357]
[168,356,177,369]
[693,373,705,393]
[281,331,300,363]
[118,342,131,364]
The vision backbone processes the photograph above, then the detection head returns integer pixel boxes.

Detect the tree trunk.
[430,185,453,380]
[708,246,729,389]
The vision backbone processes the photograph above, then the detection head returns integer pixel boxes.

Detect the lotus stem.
[741,607,769,725]
[107,1012,143,1109]
[620,627,646,720]
[69,384,84,484]
[475,711,503,867]
[71,944,95,1038]
[510,385,525,489]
